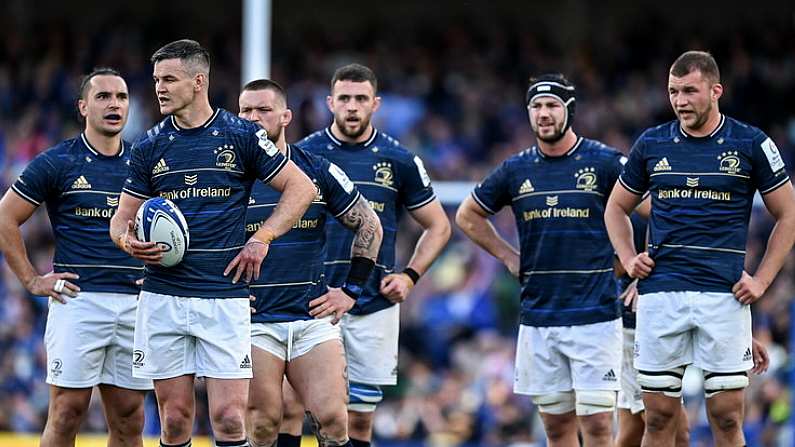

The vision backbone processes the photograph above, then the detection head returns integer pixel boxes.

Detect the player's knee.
[211,404,246,438]
[347,409,374,437]
[580,413,613,439]
[161,404,194,439]
[674,421,691,447]
[348,382,382,413]
[644,408,677,433]
[703,371,748,399]
[247,406,281,443]
[48,400,87,435]
[108,404,145,438]
[532,391,576,415]
[307,409,348,444]
[637,367,684,398]
[575,390,616,416]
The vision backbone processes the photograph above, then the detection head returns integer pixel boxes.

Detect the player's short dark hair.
[331,64,378,93]
[151,39,211,75]
[78,67,123,100]
[670,51,720,83]
[242,79,287,104]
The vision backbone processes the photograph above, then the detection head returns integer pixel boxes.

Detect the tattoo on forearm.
[339,197,380,260]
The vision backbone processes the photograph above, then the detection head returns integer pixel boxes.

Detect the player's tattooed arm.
[337,196,383,261]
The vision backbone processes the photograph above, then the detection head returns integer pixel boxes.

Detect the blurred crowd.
[1,1,795,445]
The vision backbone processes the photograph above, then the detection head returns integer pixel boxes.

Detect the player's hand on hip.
[750,338,770,375]
[624,252,655,279]
[123,220,163,264]
[224,237,270,283]
[732,271,767,305]
[26,272,80,304]
[309,288,355,324]
[620,279,640,312]
[380,273,413,303]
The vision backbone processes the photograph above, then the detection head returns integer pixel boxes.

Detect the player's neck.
[681,110,722,138]
[275,138,288,155]
[172,99,214,129]
[330,122,373,144]
[83,127,122,156]
[537,130,578,157]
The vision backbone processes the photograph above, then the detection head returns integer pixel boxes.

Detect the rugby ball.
[135,197,189,267]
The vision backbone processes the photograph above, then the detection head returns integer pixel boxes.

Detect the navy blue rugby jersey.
[619,213,647,330]
[124,109,288,298]
[12,134,143,294]
[247,145,360,323]
[619,115,790,295]
[298,128,436,315]
[472,137,623,327]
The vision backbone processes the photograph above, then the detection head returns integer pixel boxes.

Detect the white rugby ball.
[135,197,189,267]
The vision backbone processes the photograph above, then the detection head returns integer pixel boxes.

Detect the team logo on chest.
[373,162,394,187]
[313,179,324,201]
[214,145,238,170]
[574,167,597,191]
[717,151,741,174]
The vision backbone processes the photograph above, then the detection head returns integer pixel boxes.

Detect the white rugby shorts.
[635,291,753,373]
[340,304,400,385]
[133,291,252,380]
[251,316,341,361]
[514,318,622,396]
[45,291,152,390]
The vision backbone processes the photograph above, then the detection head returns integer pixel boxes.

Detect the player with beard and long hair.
[456,73,625,447]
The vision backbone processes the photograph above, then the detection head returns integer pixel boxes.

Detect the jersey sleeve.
[242,128,288,184]
[122,139,154,199]
[397,153,436,210]
[618,135,648,195]
[319,160,361,218]
[605,151,628,194]
[11,152,59,206]
[751,132,790,195]
[471,161,511,215]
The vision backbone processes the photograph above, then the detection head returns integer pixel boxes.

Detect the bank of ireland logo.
[686,177,700,188]
[575,167,597,191]
[718,151,740,174]
[106,196,119,207]
[546,195,559,207]
[373,162,394,187]
[215,145,237,170]
[50,359,63,377]
[132,350,145,368]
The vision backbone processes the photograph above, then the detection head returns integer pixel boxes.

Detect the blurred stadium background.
[1,0,795,445]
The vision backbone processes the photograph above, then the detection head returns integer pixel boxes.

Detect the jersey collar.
[325,126,379,148]
[80,133,125,158]
[535,136,583,159]
[678,114,725,140]
[170,108,220,132]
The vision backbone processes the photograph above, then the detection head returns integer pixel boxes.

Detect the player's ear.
[326,95,334,113]
[282,109,293,128]
[372,96,382,113]
[711,82,723,102]
[77,99,88,119]
[194,72,206,92]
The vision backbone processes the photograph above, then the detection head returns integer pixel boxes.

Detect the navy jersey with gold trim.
[620,115,790,295]
[298,128,435,315]
[247,145,360,323]
[12,134,143,294]
[124,109,287,299]
[473,138,623,327]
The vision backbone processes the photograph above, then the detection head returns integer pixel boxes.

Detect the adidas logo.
[603,369,618,381]
[653,157,672,172]
[240,354,252,369]
[743,347,752,362]
[518,179,535,194]
[152,158,170,174]
[71,176,92,190]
